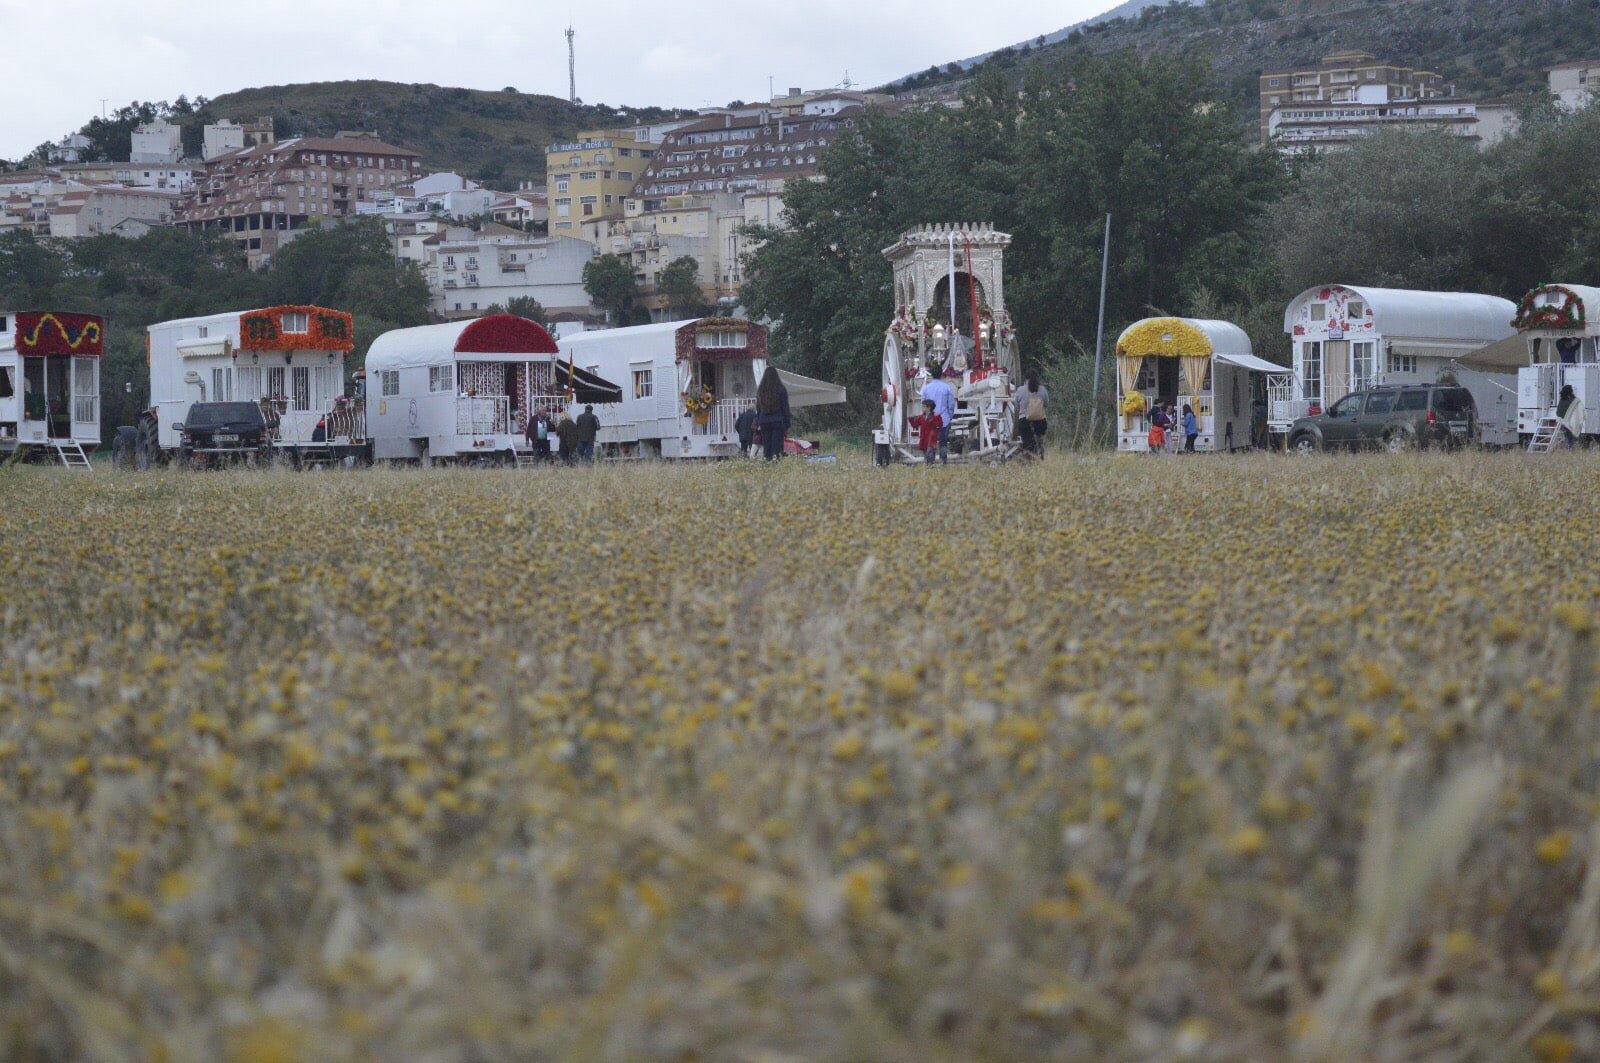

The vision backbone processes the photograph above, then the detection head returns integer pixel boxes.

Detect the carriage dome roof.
[1115,318,1252,359]
[366,315,558,369]
[1284,285,1515,344]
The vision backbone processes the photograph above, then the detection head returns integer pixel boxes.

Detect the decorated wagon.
[138,305,362,465]
[875,224,1021,465]
[0,311,102,467]
[1504,284,1600,445]
[1278,284,1518,445]
[1114,318,1286,453]
[557,317,844,459]
[366,314,620,464]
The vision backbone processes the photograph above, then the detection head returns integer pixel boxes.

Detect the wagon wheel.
[882,333,905,449]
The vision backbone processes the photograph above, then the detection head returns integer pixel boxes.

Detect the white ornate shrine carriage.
[874,224,1022,465]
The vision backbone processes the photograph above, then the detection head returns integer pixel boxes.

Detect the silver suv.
[1287,385,1478,454]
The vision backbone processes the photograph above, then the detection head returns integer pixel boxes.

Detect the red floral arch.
[455,314,559,355]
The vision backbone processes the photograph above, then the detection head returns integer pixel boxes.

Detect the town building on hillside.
[1259,51,1448,141]
[1549,60,1600,110]
[174,135,421,268]
[130,120,184,165]
[46,187,179,238]
[624,106,858,302]
[491,192,545,229]
[427,229,596,319]
[1266,88,1483,155]
[203,117,275,161]
[53,162,193,191]
[546,129,660,237]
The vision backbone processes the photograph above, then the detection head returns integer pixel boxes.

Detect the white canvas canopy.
[778,368,846,408]
[1215,352,1288,374]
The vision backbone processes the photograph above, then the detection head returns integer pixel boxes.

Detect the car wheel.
[1290,434,1319,455]
[1384,431,1412,454]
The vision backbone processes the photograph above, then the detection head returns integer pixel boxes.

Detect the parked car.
[1287,384,1478,454]
[175,402,270,466]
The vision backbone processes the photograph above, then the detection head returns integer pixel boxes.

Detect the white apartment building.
[130,120,183,164]
[1550,60,1600,110]
[1267,86,1482,154]
[428,232,596,318]
[47,186,179,238]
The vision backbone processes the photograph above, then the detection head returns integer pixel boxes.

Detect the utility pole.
[1089,213,1112,444]
[99,99,108,120]
[566,27,576,105]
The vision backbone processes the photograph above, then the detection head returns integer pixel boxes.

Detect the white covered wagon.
[0,310,102,466]
[1114,317,1285,453]
[141,305,362,464]
[366,314,620,463]
[557,317,845,460]
[1279,284,1518,444]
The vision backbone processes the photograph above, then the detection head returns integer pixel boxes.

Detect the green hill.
[34,83,685,186]
[894,0,1600,124]
[195,82,685,185]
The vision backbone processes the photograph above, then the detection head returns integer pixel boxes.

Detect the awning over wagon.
[556,362,623,405]
[1454,334,1529,372]
[777,369,846,409]
[1214,352,1289,374]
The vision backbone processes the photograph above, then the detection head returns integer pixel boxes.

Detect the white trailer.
[1279,284,1518,445]
[365,314,621,463]
[557,318,845,459]
[0,310,102,466]
[1113,318,1285,453]
[140,305,361,463]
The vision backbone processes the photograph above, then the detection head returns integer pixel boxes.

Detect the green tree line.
[0,220,429,440]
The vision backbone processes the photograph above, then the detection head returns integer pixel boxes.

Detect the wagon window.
[429,365,454,393]
[281,313,309,334]
[699,330,747,349]
[632,368,653,399]
[1310,303,1327,322]
[381,371,400,397]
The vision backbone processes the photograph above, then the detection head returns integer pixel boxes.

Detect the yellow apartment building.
[546,129,659,238]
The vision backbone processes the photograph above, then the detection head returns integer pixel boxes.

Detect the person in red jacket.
[909,399,943,465]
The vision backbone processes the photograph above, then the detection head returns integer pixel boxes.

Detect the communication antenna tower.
[566,27,577,105]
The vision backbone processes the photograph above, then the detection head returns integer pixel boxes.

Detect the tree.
[506,295,548,326]
[583,253,641,323]
[658,256,710,320]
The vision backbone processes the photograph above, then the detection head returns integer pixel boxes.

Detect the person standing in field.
[556,410,579,465]
[575,404,600,462]
[735,404,757,457]
[1017,370,1048,457]
[909,398,943,465]
[920,370,955,464]
[1558,384,1584,446]
[755,366,791,461]
[1182,403,1198,453]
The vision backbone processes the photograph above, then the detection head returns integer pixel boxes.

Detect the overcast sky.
[0,0,1119,161]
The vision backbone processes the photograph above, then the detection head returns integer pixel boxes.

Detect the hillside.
[894,0,1600,122]
[195,82,685,184]
[39,83,684,185]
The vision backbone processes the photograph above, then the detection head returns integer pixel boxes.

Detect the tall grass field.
[0,452,1595,1062]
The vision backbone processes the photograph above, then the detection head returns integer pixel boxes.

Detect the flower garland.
[1514,285,1587,331]
[240,306,355,352]
[888,305,922,342]
[979,308,1015,344]
[14,312,104,357]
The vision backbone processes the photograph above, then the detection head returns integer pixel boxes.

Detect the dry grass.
[0,451,1598,1062]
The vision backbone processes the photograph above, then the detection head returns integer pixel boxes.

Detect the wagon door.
[71,356,98,442]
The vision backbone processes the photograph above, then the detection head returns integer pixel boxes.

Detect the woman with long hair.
[1017,369,1048,457]
[754,366,791,460]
